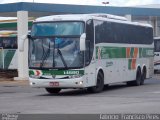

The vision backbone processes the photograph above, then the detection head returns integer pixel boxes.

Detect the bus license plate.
[49,82,59,87]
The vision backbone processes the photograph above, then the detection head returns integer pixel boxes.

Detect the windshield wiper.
[57,48,68,68]
[40,42,51,68]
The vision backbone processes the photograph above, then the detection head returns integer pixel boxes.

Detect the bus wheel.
[127,68,141,86]
[154,70,158,74]
[45,88,61,94]
[135,68,142,86]
[141,67,146,85]
[88,71,104,93]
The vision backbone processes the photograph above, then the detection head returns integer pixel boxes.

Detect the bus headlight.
[79,81,83,85]
[30,82,36,86]
[75,81,83,85]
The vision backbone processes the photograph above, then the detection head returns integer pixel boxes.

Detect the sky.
[0,0,160,6]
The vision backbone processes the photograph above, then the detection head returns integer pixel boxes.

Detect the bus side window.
[3,37,17,49]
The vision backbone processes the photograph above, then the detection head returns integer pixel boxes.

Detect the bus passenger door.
[84,40,96,87]
[84,20,96,87]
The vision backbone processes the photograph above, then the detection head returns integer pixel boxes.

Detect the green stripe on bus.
[139,48,154,58]
[128,59,132,70]
[96,46,153,59]
[0,21,32,29]
[4,50,15,69]
[29,70,34,76]
[96,47,126,59]
[29,69,84,76]
[130,48,134,58]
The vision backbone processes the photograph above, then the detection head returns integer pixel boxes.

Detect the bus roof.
[34,13,152,28]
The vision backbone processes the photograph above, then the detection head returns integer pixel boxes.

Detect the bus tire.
[154,70,158,74]
[127,67,141,86]
[88,71,104,93]
[141,67,146,85]
[45,88,61,94]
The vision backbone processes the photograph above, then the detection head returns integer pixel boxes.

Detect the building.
[130,4,160,37]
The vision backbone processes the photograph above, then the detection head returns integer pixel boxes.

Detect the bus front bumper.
[29,77,86,88]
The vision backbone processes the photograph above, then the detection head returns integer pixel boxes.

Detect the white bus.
[154,37,160,72]
[27,14,154,93]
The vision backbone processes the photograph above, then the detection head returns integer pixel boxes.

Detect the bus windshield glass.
[29,21,85,69]
[31,22,84,36]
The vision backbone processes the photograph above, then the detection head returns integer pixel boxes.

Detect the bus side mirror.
[80,33,86,51]
[19,34,28,52]
[27,34,31,39]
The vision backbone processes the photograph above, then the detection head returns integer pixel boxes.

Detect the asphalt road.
[0,75,160,114]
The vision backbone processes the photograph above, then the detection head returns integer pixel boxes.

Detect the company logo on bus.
[34,70,42,76]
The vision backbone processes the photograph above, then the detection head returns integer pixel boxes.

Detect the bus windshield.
[31,22,84,36]
[29,21,85,69]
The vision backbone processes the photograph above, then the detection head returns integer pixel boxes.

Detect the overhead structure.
[0,2,160,80]
[1,2,160,17]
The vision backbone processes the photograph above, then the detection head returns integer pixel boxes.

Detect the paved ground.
[0,75,160,114]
